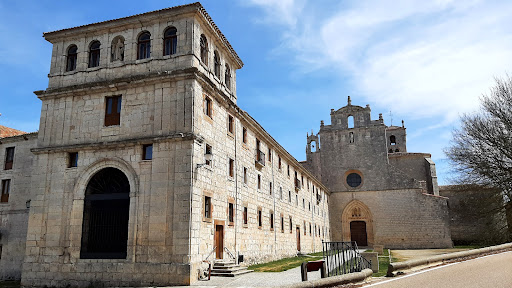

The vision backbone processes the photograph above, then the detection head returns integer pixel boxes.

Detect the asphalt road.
[364,251,512,288]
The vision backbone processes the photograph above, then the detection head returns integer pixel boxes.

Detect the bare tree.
[446,75,512,242]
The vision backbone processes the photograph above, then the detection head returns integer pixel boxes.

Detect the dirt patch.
[391,248,472,262]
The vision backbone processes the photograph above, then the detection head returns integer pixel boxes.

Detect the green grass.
[308,251,324,257]
[248,255,323,272]
[0,281,21,288]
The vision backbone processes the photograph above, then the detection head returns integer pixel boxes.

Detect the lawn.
[248,255,323,272]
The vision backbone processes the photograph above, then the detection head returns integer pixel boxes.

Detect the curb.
[387,242,512,276]
[280,268,373,288]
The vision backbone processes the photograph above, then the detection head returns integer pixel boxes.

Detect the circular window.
[346,173,362,188]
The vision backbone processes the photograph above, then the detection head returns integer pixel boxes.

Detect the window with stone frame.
[304,221,307,235]
[225,64,231,90]
[242,127,248,144]
[200,34,208,65]
[268,148,272,162]
[4,147,14,170]
[214,51,221,78]
[105,95,122,126]
[204,95,213,118]
[204,195,212,221]
[257,174,261,190]
[309,223,312,236]
[280,187,283,200]
[66,45,78,72]
[281,214,284,232]
[289,216,292,233]
[68,152,78,168]
[269,182,272,196]
[257,208,262,228]
[88,40,101,68]
[1,179,10,203]
[143,144,153,160]
[287,164,290,176]
[243,206,248,226]
[228,202,234,225]
[278,156,282,170]
[163,27,177,56]
[137,32,151,60]
[227,114,234,134]
[270,211,274,231]
[288,190,291,203]
[228,158,234,178]
[243,167,247,184]
[205,144,212,166]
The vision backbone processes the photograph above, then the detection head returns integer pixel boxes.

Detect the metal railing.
[322,241,371,277]
[224,247,236,261]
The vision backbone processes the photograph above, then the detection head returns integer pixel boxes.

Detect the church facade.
[0,2,455,287]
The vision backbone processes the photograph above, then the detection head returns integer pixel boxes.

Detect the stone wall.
[0,133,37,280]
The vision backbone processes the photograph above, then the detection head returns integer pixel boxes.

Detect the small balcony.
[295,178,301,191]
[255,150,265,168]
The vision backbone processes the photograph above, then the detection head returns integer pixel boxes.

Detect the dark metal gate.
[322,241,371,277]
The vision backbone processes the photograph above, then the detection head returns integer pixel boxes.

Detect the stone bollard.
[361,252,379,273]
[374,245,384,254]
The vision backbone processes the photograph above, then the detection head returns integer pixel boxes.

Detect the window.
[243,206,248,225]
[268,148,272,162]
[143,144,153,160]
[204,196,212,219]
[257,174,261,190]
[111,36,125,62]
[228,115,234,134]
[288,191,291,203]
[270,212,274,230]
[258,208,262,228]
[4,147,14,170]
[137,32,151,60]
[200,34,208,65]
[105,96,121,126]
[204,96,213,118]
[281,215,284,232]
[243,167,247,184]
[304,221,307,235]
[309,223,312,235]
[348,115,354,128]
[287,165,290,176]
[349,131,354,143]
[229,158,234,178]
[278,156,282,169]
[301,176,304,185]
[269,182,272,195]
[1,179,10,203]
[303,199,305,209]
[66,45,78,72]
[347,173,362,188]
[214,51,220,78]
[280,187,283,200]
[0,245,2,259]
[289,216,292,233]
[390,135,396,145]
[225,64,231,89]
[68,152,78,168]
[163,27,177,56]
[88,41,101,68]
[228,202,234,224]
[296,195,298,206]
[242,127,248,144]
[205,144,212,166]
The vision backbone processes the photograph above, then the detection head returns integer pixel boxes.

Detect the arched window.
[66,45,78,72]
[88,41,101,68]
[395,148,400,152]
[163,27,177,56]
[80,168,130,259]
[137,32,151,60]
[214,51,220,78]
[390,135,396,145]
[348,115,354,128]
[200,34,208,65]
[225,64,231,89]
[111,36,125,62]
[388,149,393,153]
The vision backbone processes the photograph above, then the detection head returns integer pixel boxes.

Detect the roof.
[0,125,27,138]
[43,2,243,68]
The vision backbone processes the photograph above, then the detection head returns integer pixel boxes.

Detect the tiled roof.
[0,125,27,138]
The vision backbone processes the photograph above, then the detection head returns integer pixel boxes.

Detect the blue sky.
[1,0,512,185]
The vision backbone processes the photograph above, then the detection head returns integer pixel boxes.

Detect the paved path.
[363,251,512,288]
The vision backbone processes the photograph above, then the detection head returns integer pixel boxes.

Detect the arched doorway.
[80,167,130,259]
[341,200,374,247]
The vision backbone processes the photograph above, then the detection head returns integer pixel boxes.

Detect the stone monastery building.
[0,2,451,286]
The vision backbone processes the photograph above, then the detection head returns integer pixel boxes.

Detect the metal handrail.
[322,241,372,277]
[205,246,217,261]
[224,247,236,260]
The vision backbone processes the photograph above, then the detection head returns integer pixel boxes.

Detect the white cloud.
[246,0,512,126]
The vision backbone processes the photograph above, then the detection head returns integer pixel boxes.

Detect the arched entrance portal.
[341,200,374,247]
[80,167,130,259]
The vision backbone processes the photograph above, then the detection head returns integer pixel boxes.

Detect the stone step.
[210,269,254,277]
[211,266,248,273]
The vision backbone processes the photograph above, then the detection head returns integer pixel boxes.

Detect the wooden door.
[215,225,224,259]
[296,227,301,251]
[350,221,368,246]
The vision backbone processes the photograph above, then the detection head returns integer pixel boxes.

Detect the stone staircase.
[210,260,254,277]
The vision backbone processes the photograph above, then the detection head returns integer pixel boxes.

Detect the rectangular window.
[280,187,283,200]
[242,127,247,144]
[205,144,212,166]
[310,223,312,236]
[228,115,234,134]
[229,158,234,178]
[204,95,213,118]
[288,191,291,203]
[303,198,305,209]
[228,202,234,224]
[258,208,262,228]
[287,164,290,176]
[0,245,2,259]
[204,196,212,219]
[270,212,274,230]
[269,182,272,196]
[257,175,261,190]
[68,152,78,168]
[1,179,10,203]
[304,221,307,235]
[143,144,153,160]
[278,156,281,170]
[4,147,14,170]
[105,96,122,126]
[281,215,284,232]
[243,167,248,184]
[268,148,271,162]
[301,176,304,185]
[289,216,292,233]
[243,206,248,225]
[296,195,298,206]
